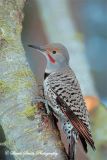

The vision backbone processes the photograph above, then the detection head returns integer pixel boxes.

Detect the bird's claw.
[31,96,45,105]
[31,96,50,114]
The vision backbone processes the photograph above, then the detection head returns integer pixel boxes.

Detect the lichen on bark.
[0,1,67,160]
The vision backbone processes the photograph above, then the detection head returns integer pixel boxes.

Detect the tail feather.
[79,134,87,153]
[68,134,76,160]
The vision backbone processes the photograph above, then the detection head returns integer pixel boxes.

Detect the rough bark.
[0,1,67,160]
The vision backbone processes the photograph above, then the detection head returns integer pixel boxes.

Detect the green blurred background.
[21,0,107,159]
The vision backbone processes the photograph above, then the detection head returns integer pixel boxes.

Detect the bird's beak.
[28,44,46,52]
[28,44,56,64]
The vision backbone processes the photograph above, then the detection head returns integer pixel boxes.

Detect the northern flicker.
[28,43,95,160]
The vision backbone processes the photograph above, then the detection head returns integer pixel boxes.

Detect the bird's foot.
[31,96,46,105]
[32,96,50,115]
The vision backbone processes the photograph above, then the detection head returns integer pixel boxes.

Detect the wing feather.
[52,89,95,150]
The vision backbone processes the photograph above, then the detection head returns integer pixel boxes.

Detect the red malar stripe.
[47,54,56,64]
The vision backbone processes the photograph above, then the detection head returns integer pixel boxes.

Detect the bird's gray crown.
[43,43,70,63]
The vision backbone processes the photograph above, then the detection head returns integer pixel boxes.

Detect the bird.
[28,43,95,160]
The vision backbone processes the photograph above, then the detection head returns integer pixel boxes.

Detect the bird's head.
[28,43,69,73]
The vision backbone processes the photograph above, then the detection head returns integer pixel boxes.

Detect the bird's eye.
[52,50,56,54]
